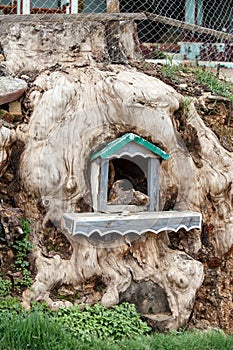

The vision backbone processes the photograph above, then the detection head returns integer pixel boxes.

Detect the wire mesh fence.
[0,0,232,62]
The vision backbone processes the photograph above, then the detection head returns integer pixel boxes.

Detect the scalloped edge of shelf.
[63,211,202,238]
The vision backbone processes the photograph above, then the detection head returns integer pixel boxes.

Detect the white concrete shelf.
[63,211,202,237]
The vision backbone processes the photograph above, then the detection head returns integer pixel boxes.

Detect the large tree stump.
[0,17,232,331]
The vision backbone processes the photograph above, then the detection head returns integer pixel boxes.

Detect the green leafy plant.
[0,298,232,350]
[52,302,151,343]
[0,276,12,298]
[0,308,232,350]
[12,219,33,289]
[0,297,23,315]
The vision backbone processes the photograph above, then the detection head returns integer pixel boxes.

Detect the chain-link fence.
[0,0,232,62]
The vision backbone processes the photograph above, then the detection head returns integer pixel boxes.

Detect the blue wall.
[31,0,59,7]
[83,0,106,13]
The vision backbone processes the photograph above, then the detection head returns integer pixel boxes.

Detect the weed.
[0,277,11,298]
[148,50,166,59]
[195,68,233,102]
[181,97,192,115]
[160,64,233,104]
[0,299,232,350]
[0,297,23,315]
[0,312,79,350]
[11,219,33,290]
[0,308,232,350]
[51,302,151,343]
[160,64,183,83]
[175,97,192,131]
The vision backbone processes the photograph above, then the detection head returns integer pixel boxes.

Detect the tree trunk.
[0,17,232,332]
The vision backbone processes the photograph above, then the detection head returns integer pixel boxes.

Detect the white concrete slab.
[63,211,202,237]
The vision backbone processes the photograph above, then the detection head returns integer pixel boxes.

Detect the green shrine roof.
[91,133,170,161]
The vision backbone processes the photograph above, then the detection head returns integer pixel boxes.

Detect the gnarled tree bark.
[0,17,232,332]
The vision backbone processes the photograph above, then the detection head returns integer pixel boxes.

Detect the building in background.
[0,0,232,61]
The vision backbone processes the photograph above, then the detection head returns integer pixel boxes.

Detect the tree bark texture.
[0,19,232,332]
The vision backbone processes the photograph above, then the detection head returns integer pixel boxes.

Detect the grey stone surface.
[120,280,171,315]
[0,77,27,104]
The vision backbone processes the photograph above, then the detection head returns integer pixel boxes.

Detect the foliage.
[160,63,183,83]
[51,302,151,342]
[148,49,166,59]
[0,304,233,350]
[194,68,233,102]
[0,311,79,350]
[0,299,232,349]
[118,330,233,350]
[0,219,33,296]
[160,63,233,102]
[180,97,192,116]
[11,219,33,290]
[0,297,23,318]
[0,301,151,349]
[0,277,12,298]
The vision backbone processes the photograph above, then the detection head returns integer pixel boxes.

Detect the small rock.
[20,75,30,81]
[9,101,22,119]
[0,77,27,105]
[50,302,60,311]
[57,285,75,296]
[178,83,188,89]
[63,300,73,308]
[142,313,174,332]
[7,249,15,259]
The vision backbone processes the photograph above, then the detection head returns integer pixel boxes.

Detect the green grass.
[117,331,233,350]
[160,64,184,83]
[160,64,233,102]
[0,299,232,350]
[195,68,233,102]
[0,312,80,350]
[0,309,233,350]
